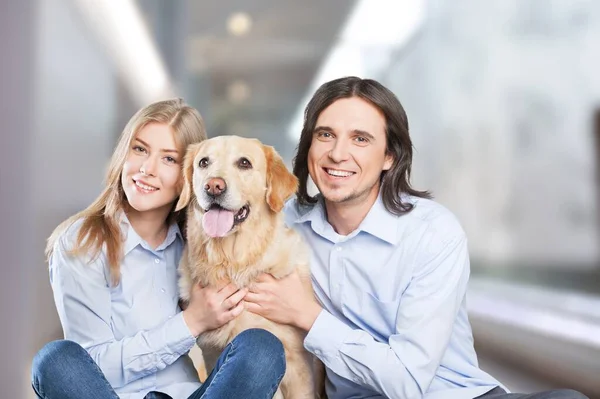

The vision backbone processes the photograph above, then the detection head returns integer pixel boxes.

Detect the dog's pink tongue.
[202,208,235,238]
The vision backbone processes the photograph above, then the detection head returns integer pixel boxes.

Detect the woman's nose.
[140,155,157,176]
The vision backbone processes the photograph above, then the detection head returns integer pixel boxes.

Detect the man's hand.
[244,271,322,331]
[183,282,247,337]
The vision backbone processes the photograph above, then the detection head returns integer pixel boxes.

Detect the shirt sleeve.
[49,238,197,389]
[304,233,470,399]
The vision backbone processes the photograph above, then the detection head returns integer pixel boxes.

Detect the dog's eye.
[237,157,252,169]
[199,158,209,168]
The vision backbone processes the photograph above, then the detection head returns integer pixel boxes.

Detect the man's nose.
[328,139,350,163]
[204,177,227,197]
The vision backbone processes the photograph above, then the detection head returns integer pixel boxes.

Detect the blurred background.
[2,0,599,397]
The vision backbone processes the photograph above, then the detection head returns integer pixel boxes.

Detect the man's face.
[307,97,393,207]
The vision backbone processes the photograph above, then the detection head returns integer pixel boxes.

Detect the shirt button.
[161,288,166,293]
[154,258,160,264]
[336,247,342,252]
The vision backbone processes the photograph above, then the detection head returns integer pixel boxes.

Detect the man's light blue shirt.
[284,194,503,399]
[49,215,201,399]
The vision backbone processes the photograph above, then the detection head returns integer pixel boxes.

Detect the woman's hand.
[183,282,247,336]
[244,271,322,331]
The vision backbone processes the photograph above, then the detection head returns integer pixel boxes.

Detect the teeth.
[135,180,157,191]
[326,169,354,177]
[235,206,249,221]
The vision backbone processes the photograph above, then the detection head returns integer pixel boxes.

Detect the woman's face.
[120,123,183,218]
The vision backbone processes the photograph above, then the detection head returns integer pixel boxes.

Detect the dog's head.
[176,136,298,238]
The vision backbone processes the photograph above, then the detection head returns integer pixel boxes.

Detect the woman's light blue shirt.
[49,215,201,399]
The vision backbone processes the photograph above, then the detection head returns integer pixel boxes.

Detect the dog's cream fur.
[175,136,321,399]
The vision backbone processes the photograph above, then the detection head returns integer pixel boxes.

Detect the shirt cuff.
[164,312,197,356]
[304,309,354,365]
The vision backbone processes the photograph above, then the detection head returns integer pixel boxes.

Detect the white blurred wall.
[385,0,599,268]
[0,1,123,397]
[31,0,120,356]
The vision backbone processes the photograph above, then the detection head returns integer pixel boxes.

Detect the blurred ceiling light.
[72,0,174,105]
[227,80,251,104]
[340,0,424,47]
[287,0,425,139]
[227,12,252,37]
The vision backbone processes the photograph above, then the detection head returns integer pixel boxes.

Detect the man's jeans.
[476,386,589,399]
[31,328,286,399]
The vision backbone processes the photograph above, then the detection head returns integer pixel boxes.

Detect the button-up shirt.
[285,195,503,399]
[49,215,201,399]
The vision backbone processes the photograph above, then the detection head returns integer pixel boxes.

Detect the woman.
[31,99,286,399]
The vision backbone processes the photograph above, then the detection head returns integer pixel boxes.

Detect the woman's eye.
[133,145,146,153]
[238,157,252,169]
[165,156,177,163]
[199,158,209,168]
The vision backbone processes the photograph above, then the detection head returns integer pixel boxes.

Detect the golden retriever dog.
[175,135,321,399]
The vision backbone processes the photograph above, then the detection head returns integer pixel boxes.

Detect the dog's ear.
[175,142,203,211]
[263,145,298,213]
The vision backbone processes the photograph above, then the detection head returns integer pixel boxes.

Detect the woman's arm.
[50,242,196,389]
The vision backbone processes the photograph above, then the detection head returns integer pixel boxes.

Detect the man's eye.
[237,157,252,169]
[199,158,209,168]
[355,136,368,143]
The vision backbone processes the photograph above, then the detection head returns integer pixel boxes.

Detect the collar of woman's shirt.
[117,210,182,255]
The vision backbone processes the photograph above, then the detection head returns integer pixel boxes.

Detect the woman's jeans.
[31,328,286,399]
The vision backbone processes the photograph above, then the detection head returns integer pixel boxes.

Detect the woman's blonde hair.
[46,98,207,285]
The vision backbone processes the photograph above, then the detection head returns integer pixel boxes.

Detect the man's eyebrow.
[351,129,375,140]
[312,127,376,140]
[313,126,333,133]
[134,138,179,153]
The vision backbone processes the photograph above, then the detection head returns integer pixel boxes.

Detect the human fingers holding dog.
[183,282,248,336]
[244,271,322,332]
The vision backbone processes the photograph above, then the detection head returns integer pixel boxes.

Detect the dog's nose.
[205,177,227,197]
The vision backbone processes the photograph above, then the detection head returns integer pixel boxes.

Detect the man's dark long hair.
[293,76,431,215]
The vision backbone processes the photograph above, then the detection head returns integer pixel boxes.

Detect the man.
[244,76,587,399]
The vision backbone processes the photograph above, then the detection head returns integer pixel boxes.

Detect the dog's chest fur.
[179,214,310,349]
[185,217,301,284]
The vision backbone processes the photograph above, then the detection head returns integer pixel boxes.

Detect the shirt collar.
[294,196,325,224]
[356,194,397,244]
[294,193,398,245]
[119,211,182,255]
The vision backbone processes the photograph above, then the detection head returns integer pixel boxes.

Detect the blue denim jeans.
[476,386,588,399]
[31,328,286,399]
